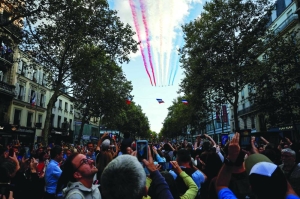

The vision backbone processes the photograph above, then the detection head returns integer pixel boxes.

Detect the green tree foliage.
[103,101,150,139]
[161,96,204,138]
[250,30,300,128]
[180,0,271,131]
[71,45,133,143]
[21,0,138,144]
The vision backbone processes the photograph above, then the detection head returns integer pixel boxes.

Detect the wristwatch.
[224,158,235,166]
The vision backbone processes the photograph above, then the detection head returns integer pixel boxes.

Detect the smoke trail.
[165,0,174,86]
[159,1,164,86]
[129,0,153,86]
[172,38,183,85]
[139,0,156,86]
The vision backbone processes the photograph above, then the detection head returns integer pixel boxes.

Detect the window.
[242,103,245,110]
[13,109,21,125]
[65,102,68,111]
[251,117,255,129]
[59,100,62,109]
[33,71,37,82]
[241,89,245,99]
[27,112,33,127]
[70,105,73,113]
[51,114,55,127]
[244,119,247,129]
[57,116,61,128]
[40,93,45,107]
[69,119,72,130]
[28,90,36,103]
[18,85,25,101]
[38,114,43,123]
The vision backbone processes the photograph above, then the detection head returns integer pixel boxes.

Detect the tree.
[107,101,150,138]
[250,30,300,132]
[71,45,133,143]
[21,0,138,144]
[180,0,271,131]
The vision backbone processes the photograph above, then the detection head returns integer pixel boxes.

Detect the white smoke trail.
[164,0,174,86]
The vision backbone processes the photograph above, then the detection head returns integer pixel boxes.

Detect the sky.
[107,0,204,133]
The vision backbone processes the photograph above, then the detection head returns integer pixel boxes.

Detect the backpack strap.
[66,189,85,199]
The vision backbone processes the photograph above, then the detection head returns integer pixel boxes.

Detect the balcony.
[237,106,256,117]
[0,55,13,72]
[0,11,22,39]
[0,81,15,97]
[274,14,298,35]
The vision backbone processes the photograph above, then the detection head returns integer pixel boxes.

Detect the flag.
[156,99,164,104]
[126,97,132,105]
[182,99,188,104]
[30,92,36,107]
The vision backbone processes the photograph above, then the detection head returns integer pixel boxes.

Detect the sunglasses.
[74,158,93,172]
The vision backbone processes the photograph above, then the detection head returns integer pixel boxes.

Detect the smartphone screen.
[238,130,251,149]
[136,140,148,162]
[9,148,14,157]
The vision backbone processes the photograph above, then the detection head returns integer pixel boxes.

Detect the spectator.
[45,146,63,199]
[215,132,300,199]
[279,148,300,196]
[169,149,206,197]
[57,153,101,199]
[101,147,173,199]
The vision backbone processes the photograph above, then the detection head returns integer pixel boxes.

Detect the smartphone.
[136,140,148,162]
[238,130,251,149]
[9,148,14,157]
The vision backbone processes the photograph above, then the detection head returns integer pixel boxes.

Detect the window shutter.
[15,83,19,99]
[18,60,23,74]
[37,92,41,106]
[36,70,39,82]
[28,88,31,103]
[39,71,42,84]
[21,87,25,101]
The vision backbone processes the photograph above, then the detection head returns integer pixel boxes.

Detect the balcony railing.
[238,106,256,116]
[274,14,298,35]
[0,81,15,97]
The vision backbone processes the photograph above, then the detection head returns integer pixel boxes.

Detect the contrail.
[139,0,156,86]
[159,1,164,86]
[165,0,174,86]
[129,0,153,86]
[172,39,183,86]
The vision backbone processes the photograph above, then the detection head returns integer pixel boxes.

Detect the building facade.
[230,0,300,141]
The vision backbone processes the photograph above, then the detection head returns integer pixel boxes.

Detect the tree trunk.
[78,116,86,145]
[43,90,59,145]
[233,98,240,132]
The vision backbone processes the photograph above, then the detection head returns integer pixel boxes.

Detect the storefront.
[0,123,34,146]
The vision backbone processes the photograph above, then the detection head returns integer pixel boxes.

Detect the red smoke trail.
[129,0,153,86]
[139,0,156,86]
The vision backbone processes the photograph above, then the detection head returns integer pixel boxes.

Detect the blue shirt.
[45,159,62,194]
[86,151,96,161]
[218,188,300,199]
[169,167,205,190]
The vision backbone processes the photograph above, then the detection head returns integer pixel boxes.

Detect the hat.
[245,154,273,175]
[101,139,110,150]
[245,154,287,198]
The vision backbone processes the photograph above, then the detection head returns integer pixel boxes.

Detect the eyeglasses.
[74,158,93,172]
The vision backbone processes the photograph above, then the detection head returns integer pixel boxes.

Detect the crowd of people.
[0,132,300,199]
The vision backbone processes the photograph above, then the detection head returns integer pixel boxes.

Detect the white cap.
[249,162,277,177]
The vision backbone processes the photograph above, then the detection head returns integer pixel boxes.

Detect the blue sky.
[108,0,204,133]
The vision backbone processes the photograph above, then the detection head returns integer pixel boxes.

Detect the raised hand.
[228,132,240,163]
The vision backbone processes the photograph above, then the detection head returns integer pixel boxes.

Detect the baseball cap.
[101,139,110,150]
[245,154,287,198]
[245,153,273,175]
